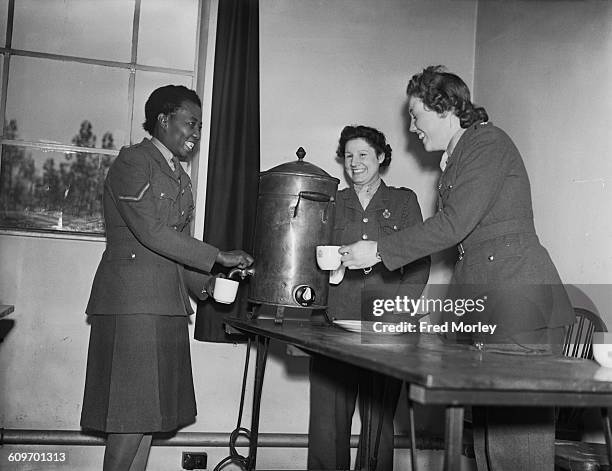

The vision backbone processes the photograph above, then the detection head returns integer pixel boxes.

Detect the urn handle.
[293,191,331,218]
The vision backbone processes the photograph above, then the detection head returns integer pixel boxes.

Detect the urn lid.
[262,147,339,183]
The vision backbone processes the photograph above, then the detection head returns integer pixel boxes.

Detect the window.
[0,0,200,236]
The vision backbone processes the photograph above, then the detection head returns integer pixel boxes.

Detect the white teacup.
[593,332,612,368]
[316,245,342,270]
[213,278,239,304]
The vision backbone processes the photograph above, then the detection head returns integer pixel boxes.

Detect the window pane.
[6,56,130,148]
[13,0,134,62]
[138,0,198,70]
[131,71,194,144]
[0,145,114,234]
[0,0,8,47]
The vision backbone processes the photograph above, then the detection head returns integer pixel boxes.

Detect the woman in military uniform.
[80,85,253,471]
[308,125,430,470]
[339,67,574,470]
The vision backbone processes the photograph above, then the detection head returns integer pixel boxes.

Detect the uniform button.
[393,225,398,230]
[438,183,442,190]
[363,217,368,223]
[181,210,185,216]
[173,225,178,230]
[131,253,136,259]
[488,255,495,261]
[362,234,368,240]
[448,185,453,189]
[182,189,185,194]
[160,192,165,197]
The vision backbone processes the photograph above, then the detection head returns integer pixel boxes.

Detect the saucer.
[332,320,405,335]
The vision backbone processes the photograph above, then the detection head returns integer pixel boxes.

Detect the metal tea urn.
[247,147,338,322]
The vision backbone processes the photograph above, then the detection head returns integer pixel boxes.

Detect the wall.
[473,0,612,322]
[1,1,479,469]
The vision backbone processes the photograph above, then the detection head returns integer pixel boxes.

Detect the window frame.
[0,0,212,240]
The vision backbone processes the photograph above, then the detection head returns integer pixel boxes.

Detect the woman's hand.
[216,250,254,268]
[339,240,380,269]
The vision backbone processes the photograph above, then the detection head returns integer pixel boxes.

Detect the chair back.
[563,307,608,360]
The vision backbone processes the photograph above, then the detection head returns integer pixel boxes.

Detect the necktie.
[171,156,182,176]
[171,156,183,226]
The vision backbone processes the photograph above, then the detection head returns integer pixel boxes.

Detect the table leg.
[443,406,464,471]
[246,335,270,471]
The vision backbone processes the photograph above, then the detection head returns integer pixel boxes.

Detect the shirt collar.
[439,151,449,171]
[353,176,382,198]
[151,137,175,170]
[345,179,388,210]
[441,128,466,172]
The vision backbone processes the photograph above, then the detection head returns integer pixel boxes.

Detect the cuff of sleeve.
[200,279,211,300]
[377,238,402,272]
[204,248,220,272]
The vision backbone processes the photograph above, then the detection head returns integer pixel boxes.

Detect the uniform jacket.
[87,138,218,316]
[328,181,430,320]
[377,123,574,330]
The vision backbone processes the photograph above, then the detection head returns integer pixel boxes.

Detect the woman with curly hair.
[308,125,430,470]
[339,66,574,470]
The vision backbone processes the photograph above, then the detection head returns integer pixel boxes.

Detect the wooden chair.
[556,307,611,471]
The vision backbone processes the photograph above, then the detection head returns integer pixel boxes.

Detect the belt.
[456,217,536,261]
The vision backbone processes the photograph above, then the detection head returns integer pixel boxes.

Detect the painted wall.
[473,0,612,323]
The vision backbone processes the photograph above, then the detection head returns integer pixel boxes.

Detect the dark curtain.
[194,0,259,342]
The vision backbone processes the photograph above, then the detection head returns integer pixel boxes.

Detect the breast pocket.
[152,181,179,224]
[379,220,402,236]
[333,221,346,245]
[377,208,403,236]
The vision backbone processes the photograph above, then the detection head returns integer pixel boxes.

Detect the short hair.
[142,85,202,135]
[406,65,488,128]
[336,125,392,167]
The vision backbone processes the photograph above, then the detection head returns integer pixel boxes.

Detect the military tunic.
[308,181,430,470]
[81,138,218,433]
[378,122,574,334]
[376,123,573,471]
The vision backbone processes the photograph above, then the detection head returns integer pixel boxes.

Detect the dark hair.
[142,85,202,135]
[406,65,488,128]
[336,125,392,167]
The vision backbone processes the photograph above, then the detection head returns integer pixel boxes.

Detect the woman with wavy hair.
[308,125,430,470]
[339,66,574,470]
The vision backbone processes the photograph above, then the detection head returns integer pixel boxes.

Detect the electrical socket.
[182,451,207,470]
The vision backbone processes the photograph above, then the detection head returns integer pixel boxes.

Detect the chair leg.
[602,407,612,466]
[408,398,418,471]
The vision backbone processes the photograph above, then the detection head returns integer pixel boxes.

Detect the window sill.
[0,228,106,243]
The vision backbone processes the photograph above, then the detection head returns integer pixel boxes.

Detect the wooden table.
[0,304,14,318]
[226,317,612,471]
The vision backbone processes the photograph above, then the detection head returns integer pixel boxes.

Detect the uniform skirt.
[80,314,196,433]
